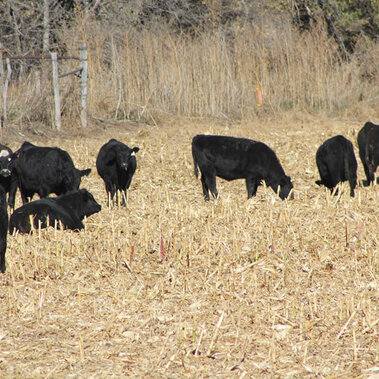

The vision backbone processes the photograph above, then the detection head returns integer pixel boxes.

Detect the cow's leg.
[8,175,18,209]
[200,175,210,200]
[0,237,6,273]
[358,147,371,185]
[105,182,116,207]
[325,165,341,195]
[38,187,49,199]
[367,162,376,185]
[115,189,119,207]
[121,189,127,207]
[20,190,29,204]
[348,171,357,197]
[205,174,218,199]
[246,177,258,199]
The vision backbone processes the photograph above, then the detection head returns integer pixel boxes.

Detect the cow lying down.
[9,189,101,234]
[192,135,294,200]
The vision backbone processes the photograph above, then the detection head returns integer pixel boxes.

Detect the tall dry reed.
[4,17,378,128]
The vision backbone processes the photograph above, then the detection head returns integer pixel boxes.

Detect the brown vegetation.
[0,117,378,377]
[4,16,378,129]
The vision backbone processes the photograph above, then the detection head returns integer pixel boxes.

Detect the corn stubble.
[0,118,377,377]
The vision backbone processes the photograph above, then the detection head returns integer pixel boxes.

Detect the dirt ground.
[0,116,378,378]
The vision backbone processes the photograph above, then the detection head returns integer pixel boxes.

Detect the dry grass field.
[0,116,378,377]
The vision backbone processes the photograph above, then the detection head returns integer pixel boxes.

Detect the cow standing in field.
[192,135,294,200]
[357,121,379,185]
[9,189,101,234]
[0,144,13,197]
[96,139,139,207]
[0,185,8,273]
[8,142,91,209]
[315,135,357,197]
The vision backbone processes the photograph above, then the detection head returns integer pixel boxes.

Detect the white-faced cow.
[0,143,13,198]
[192,135,293,200]
[8,142,91,209]
[357,121,379,185]
[315,135,357,197]
[9,189,101,234]
[96,139,139,207]
[0,185,8,273]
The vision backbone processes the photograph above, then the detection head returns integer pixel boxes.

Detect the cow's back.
[192,134,285,179]
[13,146,80,196]
[96,140,116,177]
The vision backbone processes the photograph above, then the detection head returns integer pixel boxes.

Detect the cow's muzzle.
[0,169,11,177]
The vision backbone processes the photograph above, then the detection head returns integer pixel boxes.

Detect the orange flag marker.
[256,87,263,107]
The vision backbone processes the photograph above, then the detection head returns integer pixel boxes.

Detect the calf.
[96,139,139,206]
[9,189,101,234]
[0,185,8,273]
[357,121,379,185]
[0,143,13,196]
[192,135,293,200]
[8,142,91,209]
[315,135,357,197]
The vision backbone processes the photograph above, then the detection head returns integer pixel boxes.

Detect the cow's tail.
[192,149,199,179]
[316,157,328,186]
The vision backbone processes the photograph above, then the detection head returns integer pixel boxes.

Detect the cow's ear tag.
[131,152,135,157]
[0,150,9,158]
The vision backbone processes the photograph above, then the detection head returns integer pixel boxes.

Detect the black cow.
[357,121,379,185]
[96,139,139,206]
[0,143,13,196]
[8,142,91,209]
[192,135,293,200]
[315,135,357,197]
[9,189,101,234]
[0,185,8,273]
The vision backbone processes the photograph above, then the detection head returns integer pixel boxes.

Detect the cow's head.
[0,148,12,177]
[117,146,139,170]
[78,189,102,218]
[274,175,294,200]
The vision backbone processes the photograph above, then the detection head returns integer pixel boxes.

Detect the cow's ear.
[15,150,23,158]
[132,147,140,154]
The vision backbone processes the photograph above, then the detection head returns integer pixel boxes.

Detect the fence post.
[50,52,61,131]
[79,42,88,128]
[1,55,12,130]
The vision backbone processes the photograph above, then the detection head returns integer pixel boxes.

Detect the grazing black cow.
[0,143,13,196]
[9,189,101,234]
[96,139,139,206]
[357,121,379,185]
[315,135,357,197]
[192,135,293,200]
[8,142,91,209]
[0,185,8,273]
